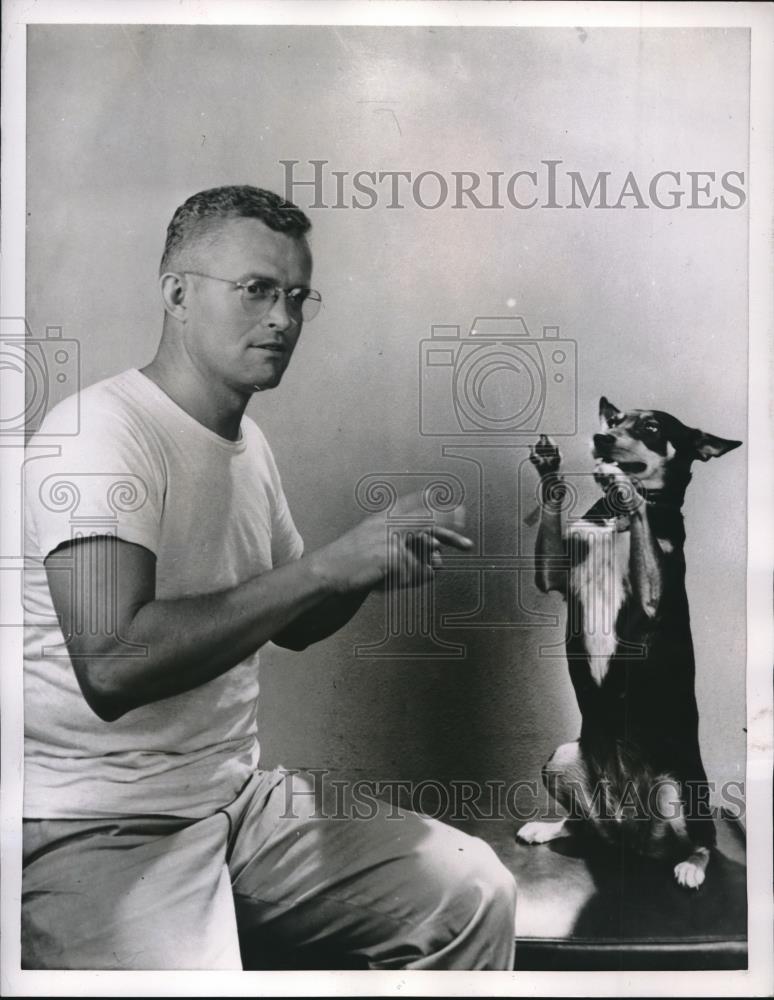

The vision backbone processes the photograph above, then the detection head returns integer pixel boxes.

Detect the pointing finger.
[428,525,473,550]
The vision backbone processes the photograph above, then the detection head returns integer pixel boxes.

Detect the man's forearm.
[272,588,372,650]
[77,552,340,719]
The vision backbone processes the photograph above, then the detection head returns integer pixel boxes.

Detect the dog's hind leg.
[516,741,589,844]
[517,816,574,844]
[674,847,710,889]
[649,773,712,887]
[672,767,715,889]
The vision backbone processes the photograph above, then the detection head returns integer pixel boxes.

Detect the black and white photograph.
[1,1,772,995]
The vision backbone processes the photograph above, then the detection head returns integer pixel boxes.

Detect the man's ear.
[690,430,743,462]
[599,397,621,425]
[159,272,188,322]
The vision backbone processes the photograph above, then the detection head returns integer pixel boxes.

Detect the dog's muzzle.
[593,433,616,458]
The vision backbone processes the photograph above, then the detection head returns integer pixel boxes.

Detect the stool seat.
[461,812,747,971]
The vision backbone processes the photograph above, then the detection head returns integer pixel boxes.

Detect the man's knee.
[421,821,516,925]
[408,821,515,969]
[464,834,517,919]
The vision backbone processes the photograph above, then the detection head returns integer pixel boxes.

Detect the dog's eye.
[643,421,660,434]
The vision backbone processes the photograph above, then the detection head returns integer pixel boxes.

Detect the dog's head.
[593,397,742,492]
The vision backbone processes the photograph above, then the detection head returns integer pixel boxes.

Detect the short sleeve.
[24,392,165,562]
[247,424,303,568]
[270,480,304,568]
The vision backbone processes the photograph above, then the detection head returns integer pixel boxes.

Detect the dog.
[516,397,741,890]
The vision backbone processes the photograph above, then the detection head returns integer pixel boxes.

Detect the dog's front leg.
[530,435,568,596]
[628,504,664,623]
[597,462,664,624]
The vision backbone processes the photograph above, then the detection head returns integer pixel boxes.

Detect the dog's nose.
[594,433,615,448]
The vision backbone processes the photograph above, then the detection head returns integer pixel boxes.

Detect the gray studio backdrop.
[26,26,748,811]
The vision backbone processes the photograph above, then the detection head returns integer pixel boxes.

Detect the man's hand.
[529,435,562,478]
[310,492,472,594]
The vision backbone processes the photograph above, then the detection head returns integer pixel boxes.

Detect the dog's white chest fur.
[568,519,631,685]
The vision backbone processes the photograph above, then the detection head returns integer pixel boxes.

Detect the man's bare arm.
[272,523,456,649]
[271,588,372,651]
[45,502,470,721]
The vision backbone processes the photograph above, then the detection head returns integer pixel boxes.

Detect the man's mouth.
[250,343,286,354]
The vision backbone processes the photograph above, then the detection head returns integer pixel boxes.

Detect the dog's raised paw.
[516,820,569,844]
[674,859,706,890]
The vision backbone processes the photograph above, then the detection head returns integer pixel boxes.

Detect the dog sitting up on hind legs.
[517,397,741,890]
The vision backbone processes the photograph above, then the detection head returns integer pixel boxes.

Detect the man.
[22,185,517,970]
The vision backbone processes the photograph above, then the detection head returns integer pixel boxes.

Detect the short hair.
[160,185,311,274]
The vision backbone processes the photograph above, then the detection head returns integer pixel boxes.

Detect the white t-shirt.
[23,368,303,819]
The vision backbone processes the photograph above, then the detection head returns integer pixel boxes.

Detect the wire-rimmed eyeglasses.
[183,271,322,322]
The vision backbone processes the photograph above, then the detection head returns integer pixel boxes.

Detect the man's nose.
[264,289,294,330]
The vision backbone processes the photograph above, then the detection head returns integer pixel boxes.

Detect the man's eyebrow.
[238,271,310,288]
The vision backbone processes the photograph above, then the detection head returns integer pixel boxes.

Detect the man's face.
[180,216,313,393]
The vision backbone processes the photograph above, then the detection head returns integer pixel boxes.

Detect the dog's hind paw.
[674,851,709,890]
[516,820,571,844]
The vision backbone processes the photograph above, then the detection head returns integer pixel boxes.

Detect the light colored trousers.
[22,768,517,970]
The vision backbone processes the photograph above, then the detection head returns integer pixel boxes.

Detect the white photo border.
[1,2,772,996]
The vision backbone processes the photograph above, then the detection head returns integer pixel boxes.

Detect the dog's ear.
[599,397,620,424]
[690,430,743,462]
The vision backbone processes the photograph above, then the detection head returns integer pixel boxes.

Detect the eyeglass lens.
[241,281,321,322]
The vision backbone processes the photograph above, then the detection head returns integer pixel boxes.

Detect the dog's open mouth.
[594,453,649,475]
[616,461,648,474]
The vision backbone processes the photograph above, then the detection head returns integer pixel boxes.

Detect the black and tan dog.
[517,397,741,889]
